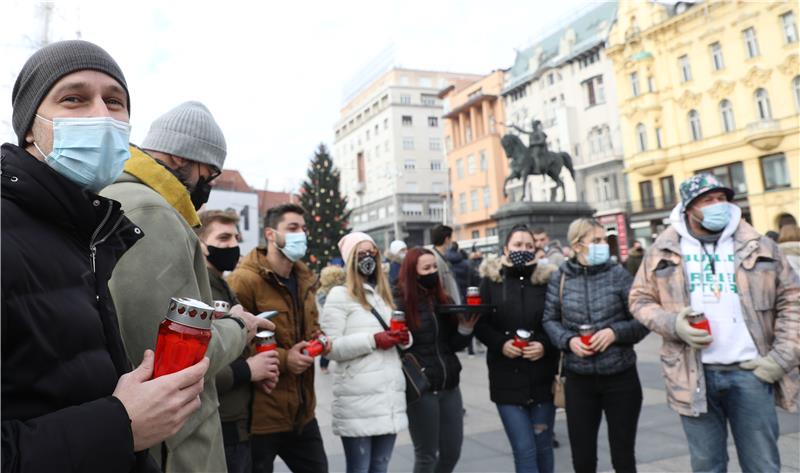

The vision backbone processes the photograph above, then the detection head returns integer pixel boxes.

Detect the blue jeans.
[341,434,396,473]
[496,402,556,473]
[680,366,780,473]
[224,440,251,473]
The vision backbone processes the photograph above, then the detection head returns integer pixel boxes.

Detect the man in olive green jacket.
[104,102,272,472]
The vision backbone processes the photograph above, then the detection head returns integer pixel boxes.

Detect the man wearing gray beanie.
[101,101,274,473]
[2,40,210,473]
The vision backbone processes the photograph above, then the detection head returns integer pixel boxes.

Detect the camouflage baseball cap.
[679,173,734,209]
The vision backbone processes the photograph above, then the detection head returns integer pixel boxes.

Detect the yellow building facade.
[441,70,509,245]
[607,0,800,242]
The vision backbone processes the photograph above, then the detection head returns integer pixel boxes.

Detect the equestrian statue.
[500,119,575,202]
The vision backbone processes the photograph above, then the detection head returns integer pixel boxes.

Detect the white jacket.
[321,284,409,437]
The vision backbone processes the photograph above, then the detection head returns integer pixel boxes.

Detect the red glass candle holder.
[513,329,531,349]
[153,298,213,379]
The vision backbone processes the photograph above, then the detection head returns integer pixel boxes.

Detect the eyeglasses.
[207,166,222,182]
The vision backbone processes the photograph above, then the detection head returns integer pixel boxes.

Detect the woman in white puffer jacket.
[322,232,410,473]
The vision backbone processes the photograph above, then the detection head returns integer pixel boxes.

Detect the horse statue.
[500,133,575,202]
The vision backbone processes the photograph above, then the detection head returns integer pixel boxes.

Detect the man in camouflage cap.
[629,172,799,472]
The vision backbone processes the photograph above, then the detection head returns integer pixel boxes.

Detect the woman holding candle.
[542,218,649,473]
[474,224,560,473]
[321,232,410,473]
[395,247,477,473]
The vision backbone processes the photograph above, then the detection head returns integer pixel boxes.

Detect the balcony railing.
[627,197,678,214]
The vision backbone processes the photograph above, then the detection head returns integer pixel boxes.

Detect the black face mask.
[417,271,439,289]
[207,245,240,272]
[190,176,212,210]
[357,255,377,276]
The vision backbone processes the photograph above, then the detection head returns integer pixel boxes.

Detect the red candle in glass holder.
[255,330,277,353]
[303,334,329,357]
[513,329,531,349]
[578,324,595,347]
[466,286,481,305]
[390,311,407,332]
[687,311,711,335]
[153,298,213,379]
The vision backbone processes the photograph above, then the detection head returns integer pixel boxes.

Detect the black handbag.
[369,307,430,404]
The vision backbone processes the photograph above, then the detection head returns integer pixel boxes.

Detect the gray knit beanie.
[12,40,129,146]
[141,101,227,170]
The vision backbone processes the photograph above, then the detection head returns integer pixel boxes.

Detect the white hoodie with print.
[669,202,759,364]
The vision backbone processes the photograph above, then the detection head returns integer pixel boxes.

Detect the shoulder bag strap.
[368,305,404,356]
[557,271,567,378]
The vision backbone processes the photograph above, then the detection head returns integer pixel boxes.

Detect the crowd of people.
[2,40,799,473]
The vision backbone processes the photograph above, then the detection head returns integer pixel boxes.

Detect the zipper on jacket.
[88,202,113,274]
[432,302,447,389]
[582,267,597,374]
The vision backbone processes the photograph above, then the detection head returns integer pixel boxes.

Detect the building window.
[420,94,436,106]
[636,123,647,152]
[456,159,464,179]
[761,153,791,190]
[400,94,411,105]
[459,193,467,213]
[596,175,614,202]
[582,75,605,107]
[471,230,480,239]
[445,135,452,152]
[402,137,415,150]
[483,187,491,208]
[709,42,724,71]
[743,27,760,58]
[647,76,655,93]
[429,138,441,151]
[793,76,800,112]
[660,176,676,207]
[357,152,365,183]
[465,125,472,143]
[640,181,655,209]
[402,115,413,127]
[428,116,438,127]
[487,227,498,237]
[470,190,478,211]
[698,162,747,196]
[782,11,798,43]
[432,181,444,194]
[678,55,692,82]
[479,151,488,172]
[467,155,476,175]
[719,99,735,133]
[430,160,443,171]
[755,88,772,120]
[655,127,663,149]
[384,118,389,129]
[365,130,370,140]
[688,110,702,141]
[404,159,416,171]
[374,124,379,135]
[629,72,640,97]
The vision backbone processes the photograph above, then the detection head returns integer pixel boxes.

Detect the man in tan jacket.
[629,173,799,473]
[228,203,330,473]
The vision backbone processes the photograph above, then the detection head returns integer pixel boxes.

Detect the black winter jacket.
[396,289,471,392]
[1,144,154,473]
[475,257,559,405]
[542,259,649,376]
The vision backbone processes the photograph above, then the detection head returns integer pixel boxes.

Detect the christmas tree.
[300,143,351,272]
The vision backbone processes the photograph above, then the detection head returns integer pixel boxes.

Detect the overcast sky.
[2,0,596,192]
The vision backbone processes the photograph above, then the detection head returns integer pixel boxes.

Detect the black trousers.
[564,366,643,473]
[251,418,328,473]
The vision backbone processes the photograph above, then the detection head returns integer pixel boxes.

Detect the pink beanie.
[338,232,375,264]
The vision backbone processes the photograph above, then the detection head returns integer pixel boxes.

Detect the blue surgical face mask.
[34,115,131,193]
[697,202,731,232]
[277,231,307,262]
[586,243,610,266]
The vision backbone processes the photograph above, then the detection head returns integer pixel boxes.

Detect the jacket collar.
[1,143,143,252]
[122,145,200,227]
[242,247,319,293]
[655,220,765,266]
[561,257,614,276]
[478,253,557,285]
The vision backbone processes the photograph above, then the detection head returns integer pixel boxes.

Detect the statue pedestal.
[491,201,595,251]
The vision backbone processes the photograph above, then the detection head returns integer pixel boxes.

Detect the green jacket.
[102,147,247,473]
[210,269,254,445]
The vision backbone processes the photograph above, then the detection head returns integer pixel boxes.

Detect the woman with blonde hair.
[778,224,800,275]
[543,218,648,473]
[322,232,410,473]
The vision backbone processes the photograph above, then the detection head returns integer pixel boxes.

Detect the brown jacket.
[227,247,320,434]
[630,221,800,417]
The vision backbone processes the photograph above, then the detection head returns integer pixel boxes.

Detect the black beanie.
[11,40,130,146]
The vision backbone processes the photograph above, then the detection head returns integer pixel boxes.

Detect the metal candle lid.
[515,329,531,340]
[166,297,214,330]
[256,330,276,342]
[392,310,406,320]
[213,300,231,316]
[467,286,480,296]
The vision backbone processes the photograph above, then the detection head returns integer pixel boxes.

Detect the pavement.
[276,333,800,472]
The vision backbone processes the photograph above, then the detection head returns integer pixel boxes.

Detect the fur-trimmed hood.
[479,253,557,286]
[318,265,346,295]
[385,251,404,264]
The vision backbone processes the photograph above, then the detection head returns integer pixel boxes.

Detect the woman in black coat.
[395,247,477,473]
[475,225,559,473]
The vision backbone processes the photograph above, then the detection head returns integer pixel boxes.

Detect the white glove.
[674,307,712,349]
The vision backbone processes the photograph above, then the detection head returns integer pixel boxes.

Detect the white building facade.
[333,68,481,249]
